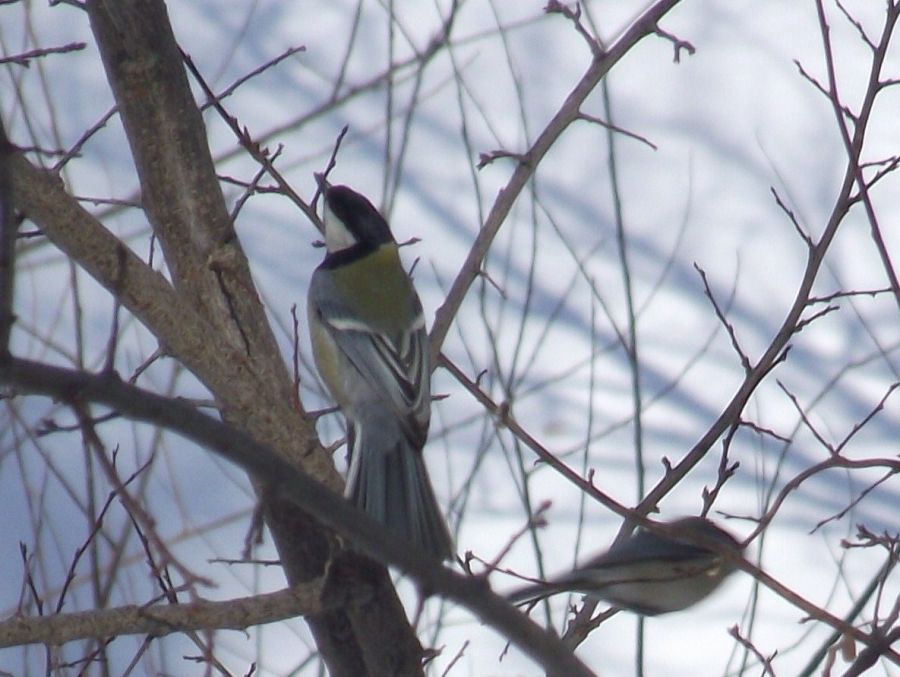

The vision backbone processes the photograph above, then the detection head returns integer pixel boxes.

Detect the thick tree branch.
[0,124,16,353]
[0,356,595,677]
[11,0,440,673]
[0,583,329,649]
[8,126,340,485]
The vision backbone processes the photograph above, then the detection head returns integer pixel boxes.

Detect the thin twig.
[728,625,777,676]
[694,263,751,373]
[0,42,86,66]
[814,0,900,312]
[430,0,683,361]
[179,49,320,230]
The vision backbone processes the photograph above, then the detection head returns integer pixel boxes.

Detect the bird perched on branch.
[507,516,743,615]
[307,184,453,561]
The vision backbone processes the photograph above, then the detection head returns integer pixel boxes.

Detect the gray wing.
[591,529,715,568]
[309,270,430,447]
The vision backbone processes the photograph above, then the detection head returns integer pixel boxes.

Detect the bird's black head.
[324,185,395,253]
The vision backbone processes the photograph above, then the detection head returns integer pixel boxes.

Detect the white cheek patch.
[325,205,359,252]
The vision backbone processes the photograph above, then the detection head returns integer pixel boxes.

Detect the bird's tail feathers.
[506,570,602,605]
[506,581,569,606]
[345,423,454,561]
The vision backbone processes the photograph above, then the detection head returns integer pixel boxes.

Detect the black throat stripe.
[320,241,377,269]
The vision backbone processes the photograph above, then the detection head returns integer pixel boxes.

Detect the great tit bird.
[307,184,454,561]
[507,517,743,615]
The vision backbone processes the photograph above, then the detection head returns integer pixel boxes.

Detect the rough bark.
[11,1,428,673]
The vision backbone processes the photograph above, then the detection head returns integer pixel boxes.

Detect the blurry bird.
[307,184,454,561]
[507,516,743,615]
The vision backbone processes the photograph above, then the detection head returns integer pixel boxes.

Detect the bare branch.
[576,112,658,150]
[0,42,86,67]
[632,0,900,549]
[476,149,525,169]
[311,124,350,218]
[199,46,307,112]
[438,353,632,521]
[0,124,17,354]
[814,0,900,312]
[654,24,696,63]
[794,59,857,122]
[545,1,603,57]
[814,470,898,531]
[430,0,684,360]
[180,50,320,231]
[0,355,595,677]
[771,186,812,247]
[834,382,900,454]
[728,625,777,676]
[835,0,877,50]
[808,286,893,304]
[694,263,752,373]
[0,583,328,649]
